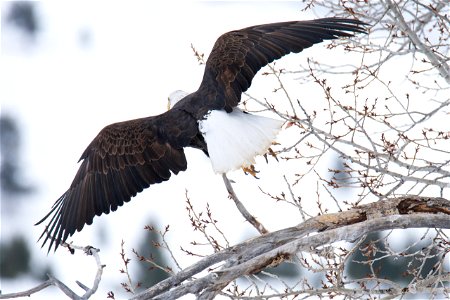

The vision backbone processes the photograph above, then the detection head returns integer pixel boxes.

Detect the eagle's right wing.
[36,109,198,252]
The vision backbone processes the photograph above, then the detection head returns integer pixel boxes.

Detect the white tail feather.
[199,109,284,173]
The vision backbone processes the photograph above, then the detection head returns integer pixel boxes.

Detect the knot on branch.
[396,196,450,215]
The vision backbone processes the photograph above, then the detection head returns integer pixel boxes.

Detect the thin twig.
[0,280,53,299]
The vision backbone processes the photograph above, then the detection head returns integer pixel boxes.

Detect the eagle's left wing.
[199,18,367,113]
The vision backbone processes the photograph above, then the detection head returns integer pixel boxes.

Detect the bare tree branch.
[0,246,104,300]
[222,174,269,235]
[131,196,450,299]
[0,281,53,299]
[383,0,450,84]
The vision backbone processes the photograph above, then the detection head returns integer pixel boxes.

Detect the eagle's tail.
[199,109,284,174]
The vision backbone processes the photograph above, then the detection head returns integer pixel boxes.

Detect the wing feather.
[201,17,367,111]
[36,109,197,252]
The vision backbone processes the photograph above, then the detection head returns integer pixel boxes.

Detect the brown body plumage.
[37,18,367,252]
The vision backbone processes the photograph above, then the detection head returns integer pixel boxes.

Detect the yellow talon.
[242,165,259,178]
[263,147,279,163]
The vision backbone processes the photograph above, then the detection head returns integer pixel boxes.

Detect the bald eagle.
[37,18,367,251]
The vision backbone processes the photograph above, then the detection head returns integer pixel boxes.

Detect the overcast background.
[2,1,365,299]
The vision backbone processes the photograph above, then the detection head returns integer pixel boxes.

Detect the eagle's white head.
[168,90,189,110]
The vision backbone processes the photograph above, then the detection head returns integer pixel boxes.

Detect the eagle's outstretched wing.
[36,109,198,252]
[199,18,367,113]
[37,18,367,252]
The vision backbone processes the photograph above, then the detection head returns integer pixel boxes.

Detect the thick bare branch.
[132,196,450,299]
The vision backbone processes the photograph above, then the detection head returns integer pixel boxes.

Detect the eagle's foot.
[242,165,259,178]
[263,147,279,163]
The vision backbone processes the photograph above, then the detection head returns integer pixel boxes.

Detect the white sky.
[4,1,444,299]
[1,2,327,299]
